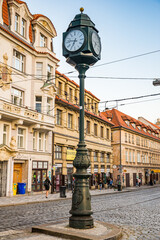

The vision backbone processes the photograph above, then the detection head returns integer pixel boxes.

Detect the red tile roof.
[55,96,114,126]
[56,70,100,101]
[29,21,33,43]
[101,109,160,140]
[2,0,9,26]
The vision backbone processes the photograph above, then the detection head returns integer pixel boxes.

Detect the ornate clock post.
[63,8,101,229]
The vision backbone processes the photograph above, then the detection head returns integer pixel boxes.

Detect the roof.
[101,109,160,140]
[2,0,57,44]
[2,0,9,26]
[56,70,100,101]
[55,96,114,126]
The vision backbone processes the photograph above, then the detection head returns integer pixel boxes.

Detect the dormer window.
[125,120,130,126]
[148,130,151,134]
[131,123,136,128]
[15,14,19,32]
[137,126,141,130]
[21,19,26,37]
[40,33,47,47]
[143,128,146,132]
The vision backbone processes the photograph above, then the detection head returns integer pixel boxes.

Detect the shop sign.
[67,164,73,168]
[151,169,160,173]
[67,149,76,160]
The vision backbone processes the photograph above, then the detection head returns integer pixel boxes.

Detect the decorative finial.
[80,7,84,13]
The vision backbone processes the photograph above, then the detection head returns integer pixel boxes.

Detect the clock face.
[64,30,85,52]
[91,32,101,55]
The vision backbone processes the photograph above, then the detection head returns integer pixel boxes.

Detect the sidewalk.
[0,184,159,207]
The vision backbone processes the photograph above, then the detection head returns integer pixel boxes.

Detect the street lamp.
[63,8,101,229]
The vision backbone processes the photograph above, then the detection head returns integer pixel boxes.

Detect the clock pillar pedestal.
[69,64,93,229]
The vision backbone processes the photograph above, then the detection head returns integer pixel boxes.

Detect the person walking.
[138,178,141,187]
[44,176,51,198]
[110,178,113,189]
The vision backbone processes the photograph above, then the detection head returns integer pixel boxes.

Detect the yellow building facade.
[102,109,160,187]
[53,71,114,191]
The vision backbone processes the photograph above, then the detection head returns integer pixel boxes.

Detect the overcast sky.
[25,0,160,124]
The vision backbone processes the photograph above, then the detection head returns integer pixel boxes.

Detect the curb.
[0,185,159,208]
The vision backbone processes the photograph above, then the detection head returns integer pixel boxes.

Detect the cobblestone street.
[0,187,160,239]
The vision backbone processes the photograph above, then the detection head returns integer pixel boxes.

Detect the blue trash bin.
[18,183,26,194]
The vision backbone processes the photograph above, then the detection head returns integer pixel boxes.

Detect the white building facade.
[0,0,59,196]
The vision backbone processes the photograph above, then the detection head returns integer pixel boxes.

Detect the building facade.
[102,109,160,187]
[0,0,59,196]
[53,71,114,191]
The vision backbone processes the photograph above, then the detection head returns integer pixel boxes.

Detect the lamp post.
[63,8,101,229]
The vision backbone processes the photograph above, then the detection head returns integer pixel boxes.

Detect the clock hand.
[71,38,77,49]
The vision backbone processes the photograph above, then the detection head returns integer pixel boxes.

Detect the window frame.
[17,128,25,149]
[56,109,62,125]
[68,113,73,129]
[40,33,47,47]
[35,96,42,113]
[11,87,24,106]
[13,50,25,72]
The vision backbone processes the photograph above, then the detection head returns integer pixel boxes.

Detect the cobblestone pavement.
[0,187,160,239]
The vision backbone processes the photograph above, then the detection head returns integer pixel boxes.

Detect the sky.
[25,0,160,124]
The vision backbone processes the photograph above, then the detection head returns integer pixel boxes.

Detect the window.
[15,14,19,32]
[56,109,62,125]
[87,98,90,110]
[57,81,62,96]
[38,132,42,151]
[94,123,97,136]
[136,136,140,145]
[36,63,43,79]
[125,133,127,143]
[13,50,24,72]
[132,135,134,144]
[132,151,135,162]
[100,126,104,138]
[69,88,72,102]
[100,152,104,162]
[137,151,140,163]
[18,128,25,148]
[3,124,9,145]
[40,33,46,47]
[128,134,131,143]
[86,120,90,134]
[44,133,47,151]
[35,96,42,113]
[33,131,37,150]
[106,128,110,140]
[125,149,128,162]
[55,145,62,159]
[47,97,52,115]
[107,153,110,163]
[11,88,23,106]
[21,18,26,37]
[47,65,52,81]
[129,150,132,162]
[68,113,73,129]
[94,151,98,162]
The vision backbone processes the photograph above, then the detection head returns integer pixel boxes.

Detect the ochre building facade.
[53,71,114,191]
[102,109,160,187]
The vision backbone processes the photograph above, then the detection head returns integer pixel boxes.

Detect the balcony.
[0,99,54,127]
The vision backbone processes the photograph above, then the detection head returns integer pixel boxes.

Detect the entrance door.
[126,173,130,187]
[13,163,22,184]
[32,170,47,191]
[133,173,136,186]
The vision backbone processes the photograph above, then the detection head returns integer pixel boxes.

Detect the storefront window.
[32,161,48,192]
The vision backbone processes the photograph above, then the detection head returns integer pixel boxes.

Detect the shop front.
[32,161,48,191]
[66,163,73,190]
[92,165,98,189]
[54,164,62,192]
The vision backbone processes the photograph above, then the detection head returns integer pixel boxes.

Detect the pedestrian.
[110,178,113,189]
[136,178,138,187]
[138,178,141,187]
[44,176,51,198]
[99,180,102,190]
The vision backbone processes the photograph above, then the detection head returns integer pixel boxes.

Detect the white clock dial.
[92,32,101,55]
[64,30,85,52]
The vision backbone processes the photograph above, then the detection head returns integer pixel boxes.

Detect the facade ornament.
[0,53,12,91]
[10,136,17,150]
